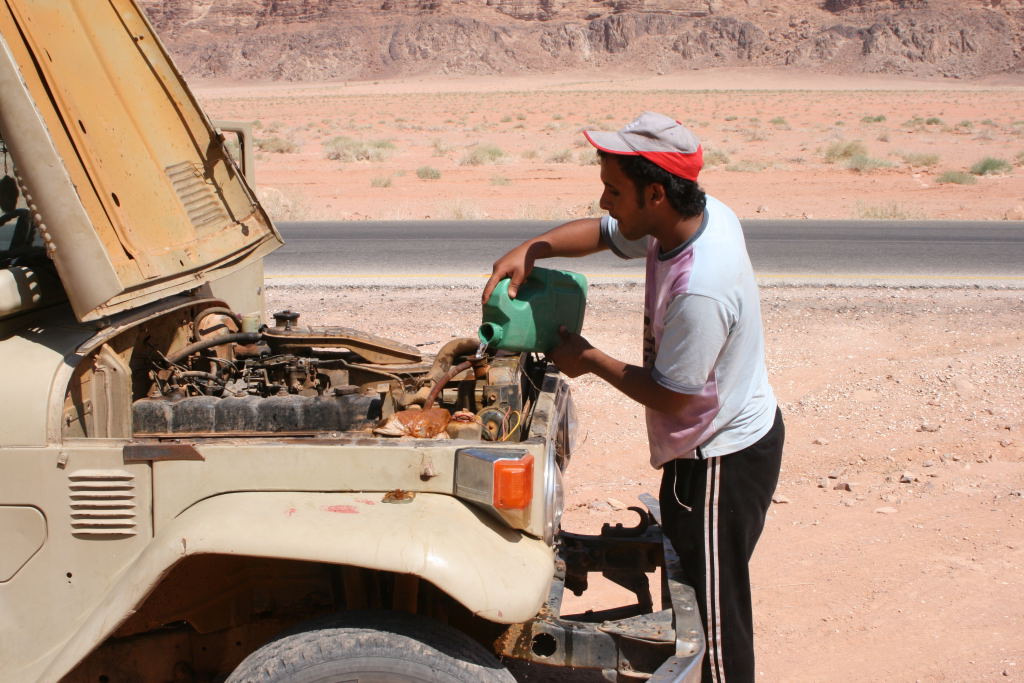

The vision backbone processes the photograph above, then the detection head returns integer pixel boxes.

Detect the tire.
[226,610,516,683]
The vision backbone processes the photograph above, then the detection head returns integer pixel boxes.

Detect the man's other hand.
[546,327,595,378]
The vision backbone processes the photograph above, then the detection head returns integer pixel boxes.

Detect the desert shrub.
[769,116,788,126]
[438,199,483,220]
[703,148,731,167]
[577,149,600,166]
[901,116,925,130]
[521,149,539,160]
[370,176,393,188]
[490,175,511,186]
[460,144,505,166]
[416,166,441,180]
[256,136,298,154]
[936,170,977,185]
[547,149,574,164]
[854,202,919,220]
[899,152,940,167]
[431,138,452,157]
[861,114,887,123]
[1017,150,1024,166]
[323,136,395,162]
[925,117,943,126]
[845,154,891,173]
[725,160,768,172]
[824,140,867,163]
[970,157,1013,176]
[256,187,309,221]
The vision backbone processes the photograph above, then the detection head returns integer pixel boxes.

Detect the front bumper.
[495,493,704,681]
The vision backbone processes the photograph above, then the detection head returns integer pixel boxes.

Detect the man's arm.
[481,218,607,303]
[548,329,694,415]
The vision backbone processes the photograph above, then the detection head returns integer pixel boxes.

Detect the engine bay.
[123,305,541,442]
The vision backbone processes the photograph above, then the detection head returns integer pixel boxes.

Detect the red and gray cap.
[584,111,703,182]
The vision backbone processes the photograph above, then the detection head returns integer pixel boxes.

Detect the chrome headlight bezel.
[542,385,575,544]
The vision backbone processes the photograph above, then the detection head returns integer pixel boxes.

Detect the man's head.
[585,112,706,220]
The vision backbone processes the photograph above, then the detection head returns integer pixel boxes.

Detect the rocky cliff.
[140,0,1024,81]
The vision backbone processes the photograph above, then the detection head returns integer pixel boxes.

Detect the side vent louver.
[166,161,230,229]
[68,469,137,538]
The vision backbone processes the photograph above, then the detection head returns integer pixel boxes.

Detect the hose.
[399,337,482,408]
[193,306,243,335]
[422,359,474,410]
[166,332,262,366]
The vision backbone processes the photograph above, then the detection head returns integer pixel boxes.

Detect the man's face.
[598,156,649,240]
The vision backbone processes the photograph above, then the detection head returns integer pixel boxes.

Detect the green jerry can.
[479,267,588,353]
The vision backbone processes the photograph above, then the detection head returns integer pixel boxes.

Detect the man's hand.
[545,327,595,378]
[481,218,606,305]
[482,241,546,304]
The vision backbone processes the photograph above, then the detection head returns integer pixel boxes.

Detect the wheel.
[226,610,516,683]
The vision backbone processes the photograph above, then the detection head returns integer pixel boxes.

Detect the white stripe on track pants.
[659,408,784,683]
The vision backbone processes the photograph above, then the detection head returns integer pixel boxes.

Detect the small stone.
[812,437,829,446]
[772,494,791,504]
[817,478,829,489]
[827,470,840,479]
[923,460,936,468]
[756,204,769,214]
[874,506,898,514]
[999,439,1013,448]
[841,499,856,507]
[918,423,941,433]
[834,481,858,492]
[606,497,627,511]
[900,472,918,483]
[1010,490,1024,498]
[588,500,612,512]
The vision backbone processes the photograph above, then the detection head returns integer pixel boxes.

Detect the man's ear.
[648,182,666,205]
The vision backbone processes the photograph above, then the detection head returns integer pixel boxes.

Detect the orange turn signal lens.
[493,454,534,510]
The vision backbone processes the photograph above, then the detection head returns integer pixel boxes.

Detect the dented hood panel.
[0,0,282,322]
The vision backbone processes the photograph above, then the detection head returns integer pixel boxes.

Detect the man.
[482,112,784,683]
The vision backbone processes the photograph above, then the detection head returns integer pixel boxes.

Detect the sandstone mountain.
[141,0,1024,81]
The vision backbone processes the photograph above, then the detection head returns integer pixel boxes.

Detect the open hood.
[0,0,282,322]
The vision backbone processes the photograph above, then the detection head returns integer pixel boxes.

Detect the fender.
[38,491,554,683]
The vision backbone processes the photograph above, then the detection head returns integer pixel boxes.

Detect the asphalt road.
[266,220,1024,287]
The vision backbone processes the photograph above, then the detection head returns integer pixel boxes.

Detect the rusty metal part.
[262,324,422,365]
[193,306,241,335]
[494,493,704,681]
[382,489,415,504]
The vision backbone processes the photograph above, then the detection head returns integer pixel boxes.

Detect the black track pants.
[659,409,784,683]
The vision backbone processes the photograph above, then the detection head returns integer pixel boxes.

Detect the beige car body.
[0,2,572,681]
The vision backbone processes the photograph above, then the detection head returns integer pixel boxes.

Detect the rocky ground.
[266,282,1024,682]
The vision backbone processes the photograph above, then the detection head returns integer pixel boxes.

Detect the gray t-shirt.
[601,196,777,464]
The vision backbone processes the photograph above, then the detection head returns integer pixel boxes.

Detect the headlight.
[543,438,564,545]
[543,386,575,544]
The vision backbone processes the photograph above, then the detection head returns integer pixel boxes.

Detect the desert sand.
[195,69,1024,223]
[214,69,1021,682]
